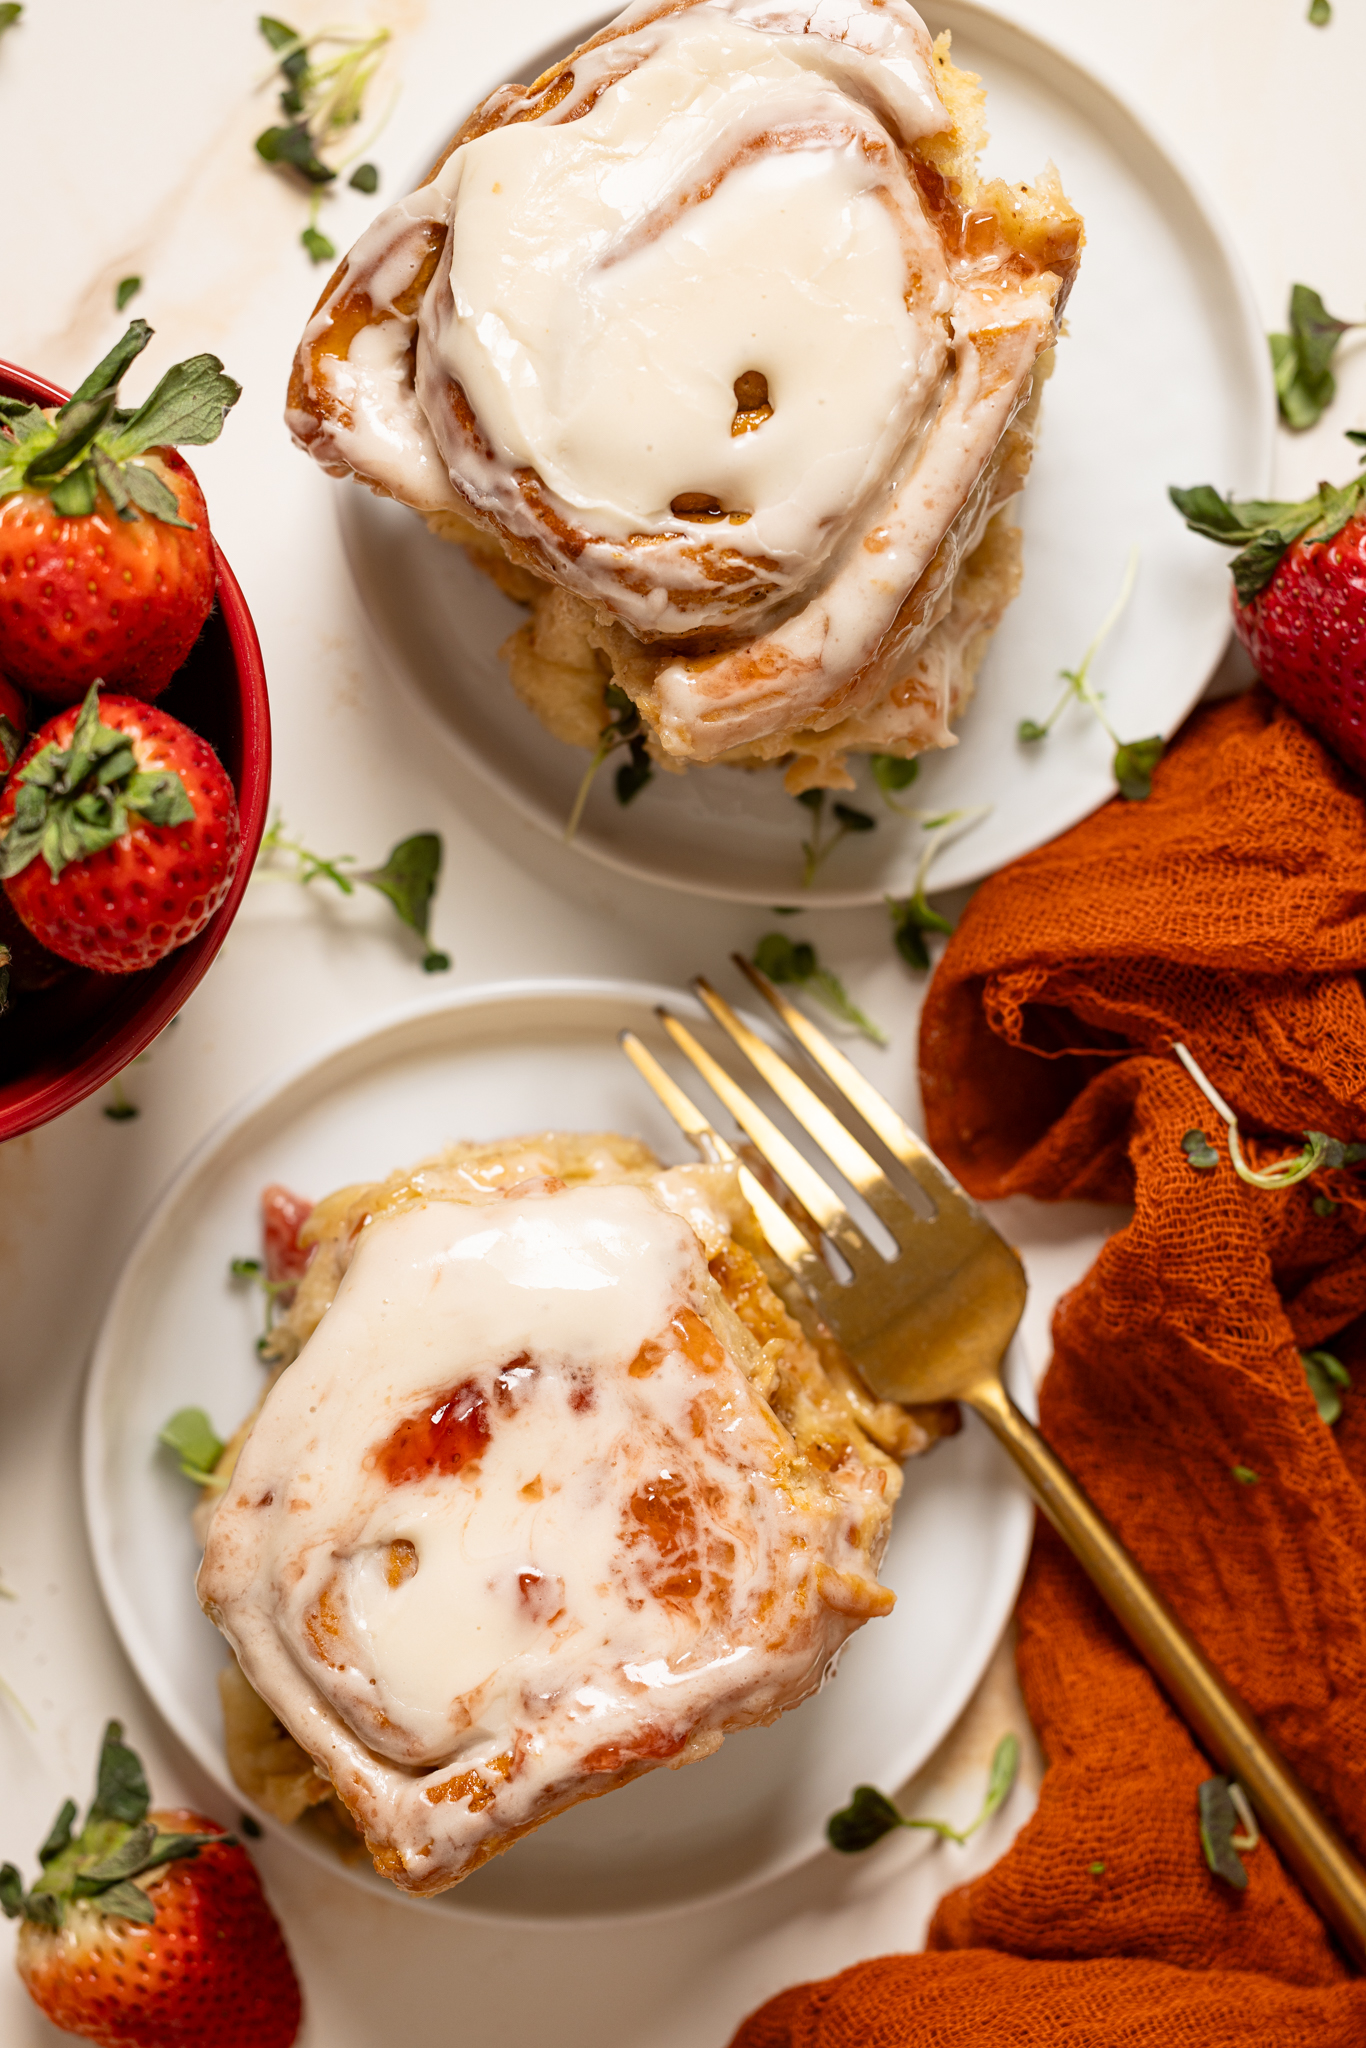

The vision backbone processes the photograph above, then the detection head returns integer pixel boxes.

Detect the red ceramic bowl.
[0,360,271,1141]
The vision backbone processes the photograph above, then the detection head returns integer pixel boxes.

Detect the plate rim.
[82,975,1033,1924]
[338,0,1275,909]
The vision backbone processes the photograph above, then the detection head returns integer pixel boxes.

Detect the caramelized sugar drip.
[731,369,773,435]
[385,1540,418,1588]
[671,492,726,522]
[374,1379,490,1484]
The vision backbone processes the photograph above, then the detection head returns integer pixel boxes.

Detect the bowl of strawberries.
[0,324,270,1140]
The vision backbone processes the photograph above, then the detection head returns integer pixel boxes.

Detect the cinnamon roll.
[197,1132,930,1896]
[288,0,1082,792]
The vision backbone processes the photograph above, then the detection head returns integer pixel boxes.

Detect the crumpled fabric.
[730,693,1366,2044]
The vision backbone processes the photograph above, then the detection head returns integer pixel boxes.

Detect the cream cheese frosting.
[198,1173,896,1894]
[288,0,1079,771]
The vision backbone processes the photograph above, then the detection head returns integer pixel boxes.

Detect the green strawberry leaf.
[0,716,21,771]
[124,770,196,827]
[95,1879,156,1925]
[120,459,191,527]
[25,391,118,482]
[92,1721,150,1828]
[0,684,196,880]
[107,354,242,458]
[65,321,153,410]
[49,461,98,517]
[37,1801,77,1867]
[0,1863,25,1918]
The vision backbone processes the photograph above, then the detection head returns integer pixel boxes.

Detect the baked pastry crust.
[287,2,1082,790]
[197,1132,931,1894]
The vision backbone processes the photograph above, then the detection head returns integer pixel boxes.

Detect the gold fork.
[620,957,1366,1965]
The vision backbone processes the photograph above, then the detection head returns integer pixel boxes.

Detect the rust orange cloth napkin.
[731,692,1366,2044]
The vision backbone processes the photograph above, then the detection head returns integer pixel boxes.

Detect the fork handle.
[968,1373,1366,1966]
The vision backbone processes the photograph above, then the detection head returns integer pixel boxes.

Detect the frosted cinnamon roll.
[287,0,1082,792]
[196,1132,933,1896]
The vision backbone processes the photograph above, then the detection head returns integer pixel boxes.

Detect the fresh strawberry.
[0,320,239,702]
[262,1184,315,1290]
[2,1720,302,2048]
[0,682,241,972]
[0,672,26,769]
[1172,431,1366,777]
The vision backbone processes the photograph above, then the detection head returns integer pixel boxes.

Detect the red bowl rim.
[0,358,272,1140]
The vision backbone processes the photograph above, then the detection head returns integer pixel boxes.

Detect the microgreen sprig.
[886,806,989,971]
[827,1733,1020,1854]
[256,816,450,971]
[565,685,653,840]
[158,1408,227,1490]
[795,789,877,887]
[751,932,885,1046]
[1173,1040,1366,1191]
[1302,1348,1352,1425]
[1019,551,1160,798]
[255,16,391,263]
[1199,1776,1260,1889]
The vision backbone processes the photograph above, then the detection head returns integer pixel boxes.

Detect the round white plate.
[338,0,1272,908]
[84,979,1034,1922]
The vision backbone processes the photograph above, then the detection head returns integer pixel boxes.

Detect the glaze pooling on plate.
[198,1167,899,1896]
[289,0,1082,783]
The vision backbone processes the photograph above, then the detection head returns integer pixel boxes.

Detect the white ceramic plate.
[84,979,1034,1922]
[338,0,1273,908]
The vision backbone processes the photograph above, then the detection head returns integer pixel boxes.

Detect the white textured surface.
[0,0,1359,2041]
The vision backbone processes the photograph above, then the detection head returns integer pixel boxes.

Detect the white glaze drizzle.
[198,1179,891,1893]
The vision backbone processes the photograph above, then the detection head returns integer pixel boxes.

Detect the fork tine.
[692,975,925,1242]
[656,1009,880,1275]
[619,1029,843,1312]
[733,954,978,1220]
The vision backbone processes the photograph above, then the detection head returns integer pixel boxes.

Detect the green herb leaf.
[1269,285,1357,430]
[1113,734,1163,800]
[1017,718,1049,743]
[115,277,142,313]
[158,1407,225,1485]
[1314,1194,1340,1217]
[980,1734,1020,1825]
[615,736,653,805]
[356,832,448,970]
[870,753,918,795]
[827,1785,906,1854]
[107,354,241,459]
[302,224,338,263]
[349,162,380,194]
[258,14,301,53]
[751,933,884,1043]
[37,1801,77,1867]
[257,121,337,183]
[832,802,875,834]
[49,462,99,517]
[1232,1464,1259,1486]
[1181,1129,1219,1171]
[1309,1,1331,25]
[92,1721,150,1828]
[0,4,22,32]
[1302,1348,1351,1425]
[888,890,953,973]
[1198,1776,1249,1889]
[1089,1860,1106,1876]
